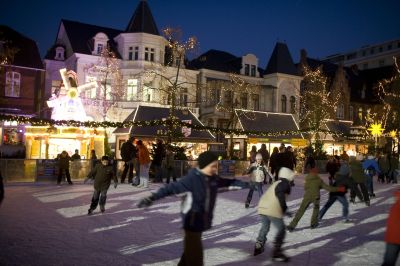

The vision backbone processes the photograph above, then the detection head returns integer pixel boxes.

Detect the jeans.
[257,215,286,246]
[140,163,150,188]
[89,189,108,210]
[178,230,203,266]
[319,195,349,220]
[121,161,134,183]
[350,182,370,203]
[246,182,263,204]
[382,243,400,266]
[365,174,374,195]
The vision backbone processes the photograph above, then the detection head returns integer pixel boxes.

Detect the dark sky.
[1,0,399,67]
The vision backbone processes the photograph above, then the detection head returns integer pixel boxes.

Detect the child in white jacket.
[245,153,269,208]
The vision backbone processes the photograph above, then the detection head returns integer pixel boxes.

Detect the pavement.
[0,174,399,266]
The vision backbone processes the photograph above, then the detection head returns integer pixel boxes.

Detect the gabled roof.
[235,109,302,139]
[125,0,159,35]
[264,42,298,76]
[114,105,215,141]
[188,49,242,73]
[0,25,43,69]
[46,19,123,59]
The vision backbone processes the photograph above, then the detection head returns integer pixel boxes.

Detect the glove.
[137,195,155,208]
[337,186,346,193]
[114,182,118,189]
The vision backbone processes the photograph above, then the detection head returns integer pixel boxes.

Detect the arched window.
[336,104,344,119]
[290,96,296,114]
[5,71,21,97]
[281,95,287,113]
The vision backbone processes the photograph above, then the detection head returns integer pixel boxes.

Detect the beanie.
[198,151,218,169]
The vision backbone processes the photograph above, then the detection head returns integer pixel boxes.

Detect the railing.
[0,159,253,183]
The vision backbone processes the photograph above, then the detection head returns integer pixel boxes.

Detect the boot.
[272,246,289,262]
[100,205,105,213]
[253,241,264,256]
[350,198,356,204]
[88,209,94,215]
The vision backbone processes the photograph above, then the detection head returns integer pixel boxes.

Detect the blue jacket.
[362,159,380,175]
[152,168,248,232]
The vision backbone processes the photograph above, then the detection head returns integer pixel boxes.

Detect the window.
[134,47,139,60]
[388,44,392,50]
[5,72,21,97]
[336,104,344,119]
[290,96,296,114]
[145,47,149,61]
[281,95,287,113]
[128,47,133,60]
[252,94,259,111]
[150,48,155,62]
[85,76,97,99]
[224,90,233,106]
[379,59,385,66]
[97,43,103,55]
[245,64,250,76]
[240,93,248,109]
[55,47,65,60]
[179,88,188,106]
[143,83,153,102]
[100,79,111,100]
[358,107,363,122]
[251,65,256,77]
[127,79,138,100]
[349,106,354,121]
[210,87,221,104]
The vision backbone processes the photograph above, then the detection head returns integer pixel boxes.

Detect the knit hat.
[198,151,218,169]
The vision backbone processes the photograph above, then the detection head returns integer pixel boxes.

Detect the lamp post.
[368,123,384,154]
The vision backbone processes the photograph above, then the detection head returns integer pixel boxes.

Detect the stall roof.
[324,120,353,136]
[113,105,215,141]
[235,109,303,139]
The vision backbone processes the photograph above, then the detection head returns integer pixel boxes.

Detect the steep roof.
[264,42,298,76]
[45,19,123,59]
[188,49,242,73]
[0,25,43,69]
[125,0,160,35]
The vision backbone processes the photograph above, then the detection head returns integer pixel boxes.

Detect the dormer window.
[92,32,109,55]
[55,46,65,61]
[245,64,250,76]
[97,43,103,55]
[251,65,256,77]
[242,54,258,77]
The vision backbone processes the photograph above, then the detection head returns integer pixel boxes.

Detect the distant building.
[324,39,400,70]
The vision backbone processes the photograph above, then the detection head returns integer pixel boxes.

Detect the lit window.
[97,43,103,55]
[143,83,153,102]
[127,79,138,101]
[281,95,287,113]
[179,88,188,106]
[5,72,21,97]
[128,47,133,60]
[336,104,344,119]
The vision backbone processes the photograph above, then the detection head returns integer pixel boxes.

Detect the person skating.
[349,157,370,206]
[136,151,249,266]
[286,168,344,232]
[85,156,118,215]
[137,140,151,188]
[245,153,269,208]
[318,160,354,223]
[253,167,295,262]
[362,155,380,198]
[57,150,73,185]
[326,156,340,185]
[269,147,279,184]
[120,137,137,184]
[381,189,400,266]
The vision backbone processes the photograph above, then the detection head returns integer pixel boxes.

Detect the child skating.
[245,153,269,208]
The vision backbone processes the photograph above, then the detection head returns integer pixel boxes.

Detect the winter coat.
[384,190,400,244]
[120,141,136,162]
[362,159,380,175]
[303,173,338,201]
[151,168,248,232]
[378,155,390,173]
[349,160,365,183]
[276,152,294,171]
[257,148,270,164]
[138,145,151,165]
[326,160,340,176]
[258,168,294,219]
[269,152,279,174]
[247,162,268,183]
[58,155,70,169]
[71,154,81,161]
[249,151,257,164]
[331,163,353,196]
[153,143,165,166]
[88,163,117,191]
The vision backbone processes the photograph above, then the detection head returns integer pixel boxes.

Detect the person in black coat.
[275,146,294,181]
[120,137,137,183]
[0,170,4,206]
[137,151,249,266]
[152,139,166,183]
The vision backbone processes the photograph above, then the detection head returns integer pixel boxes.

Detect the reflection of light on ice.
[358,214,388,225]
[369,227,386,236]
[335,241,385,265]
[119,234,182,255]
[36,192,90,203]
[56,202,119,218]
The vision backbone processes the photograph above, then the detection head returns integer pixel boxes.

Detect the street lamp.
[368,123,384,153]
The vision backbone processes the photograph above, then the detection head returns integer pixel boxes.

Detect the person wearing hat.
[244,153,269,208]
[85,155,118,215]
[137,151,249,266]
[253,167,294,261]
[286,168,344,232]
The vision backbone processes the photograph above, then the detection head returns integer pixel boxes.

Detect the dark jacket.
[58,155,70,169]
[276,152,294,172]
[120,142,136,162]
[331,163,352,196]
[257,148,270,164]
[153,143,166,166]
[269,152,279,174]
[152,168,248,232]
[326,160,340,176]
[71,154,81,161]
[88,164,118,191]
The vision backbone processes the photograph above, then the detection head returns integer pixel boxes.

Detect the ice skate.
[100,205,105,213]
[272,248,289,262]
[253,241,264,256]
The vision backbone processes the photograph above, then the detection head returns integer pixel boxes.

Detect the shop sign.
[291,138,307,146]
[248,138,269,144]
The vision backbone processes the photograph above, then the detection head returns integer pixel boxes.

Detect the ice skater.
[244,153,269,208]
[382,189,400,266]
[137,151,248,266]
[85,156,118,215]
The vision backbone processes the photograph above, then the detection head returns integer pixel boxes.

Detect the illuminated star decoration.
[368,122,384,137]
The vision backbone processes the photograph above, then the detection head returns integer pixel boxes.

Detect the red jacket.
[385,190,400,244]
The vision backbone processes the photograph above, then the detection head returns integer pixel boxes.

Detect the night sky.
[1,0,399,66]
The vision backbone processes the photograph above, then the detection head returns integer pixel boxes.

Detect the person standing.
[163,148,177,184]
[269,147,279,183]
[258,144,270,166]
[137,151,249,266]
[120,137,136,184]
[326,156,340,185]
[71,149,81,160]
[57,151,73,185]
[287,168,343,231]
[253,167,295,261]
[152,139,166,183]
[362,155,380,198]
[90,149,98,172]
[245,153,268,208]
[381,189,400,266]
[349,157,370,206]
[137,140,151,188]
[85,156,118,214]
[70,149,81,179]
[249,145,257,164]
[378,153,390,184]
